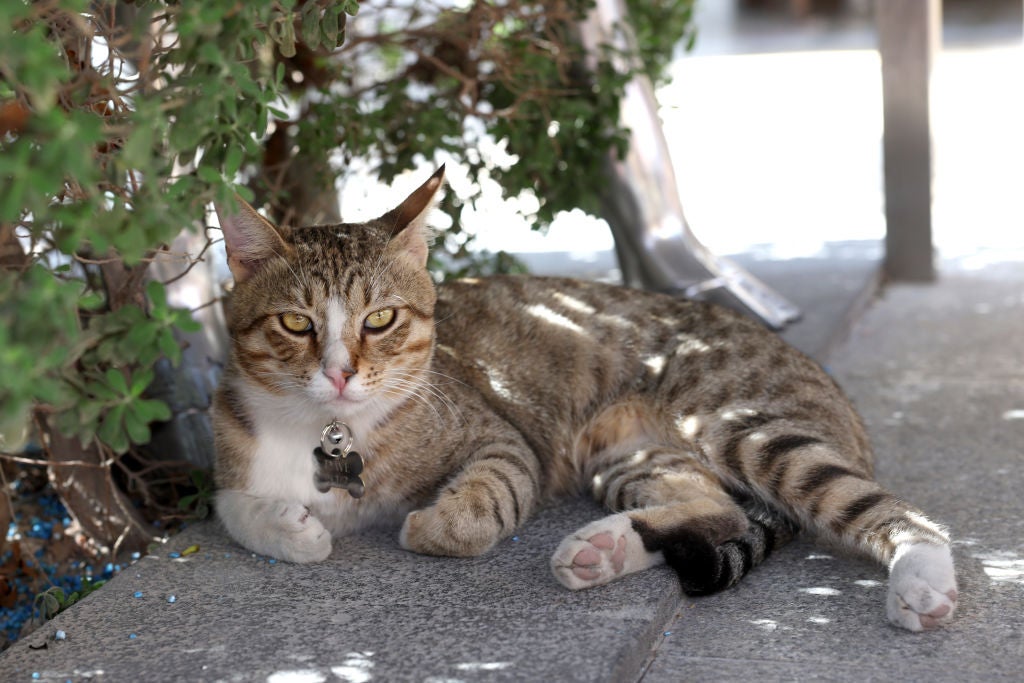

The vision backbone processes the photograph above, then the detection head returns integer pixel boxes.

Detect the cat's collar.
[312,419,365,498]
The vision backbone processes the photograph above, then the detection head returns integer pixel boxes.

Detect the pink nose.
[324,367,355,393]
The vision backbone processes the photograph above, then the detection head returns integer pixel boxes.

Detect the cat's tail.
[666,497,798,596]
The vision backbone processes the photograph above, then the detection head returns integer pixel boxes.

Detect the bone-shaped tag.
[313,446,365,497]
[313,420,365,497]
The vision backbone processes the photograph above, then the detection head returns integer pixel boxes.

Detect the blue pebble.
[55,629,67,641]
[663,631,673,636]
[32,672,40,680]
[168,552,181,559]
[268,559,277,565]
[129,633,138,640]
[133,591,143,598]
[167,595,177,604]
[512,536,520,542]
[131,551,141,560]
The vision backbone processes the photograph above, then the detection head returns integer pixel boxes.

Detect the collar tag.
[313,420,365,498]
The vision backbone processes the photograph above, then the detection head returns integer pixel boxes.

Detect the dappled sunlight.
[551,291,596,315]
[267,671,328,683]
[524,303,586,334]
[596,312,635,329]
[631,449,652,464]
[677,414,701,438]
[266,652,375,683]
[485,366,516,402]
[435,343,459,360]
[973,551,1024,586]
[674,335,712,356]
[332,652,375,683]
[482,365,529,406]
[454,662,513,672]
[644,354,667,377]
[749,618,779,632]
[721,408,759,422]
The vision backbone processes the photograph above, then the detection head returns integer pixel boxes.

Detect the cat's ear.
[215,194,291,284]
[380,165,445,267]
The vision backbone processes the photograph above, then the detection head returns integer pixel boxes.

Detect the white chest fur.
[244,416,410,536]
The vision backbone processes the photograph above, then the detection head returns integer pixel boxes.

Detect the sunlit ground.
[445,19,1024,272]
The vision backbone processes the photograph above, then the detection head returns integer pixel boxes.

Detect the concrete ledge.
[0,498,682,682]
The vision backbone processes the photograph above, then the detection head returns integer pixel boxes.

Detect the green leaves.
[33,579,107,625]
[49,282,196,453]
[59,363,173,455]
[267,1,358,56]
[2,0,697,489]
[177,469,214,520]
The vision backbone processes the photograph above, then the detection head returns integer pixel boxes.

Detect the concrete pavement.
[2,258,1022,682]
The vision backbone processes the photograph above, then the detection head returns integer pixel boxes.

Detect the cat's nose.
[324,367,356,393]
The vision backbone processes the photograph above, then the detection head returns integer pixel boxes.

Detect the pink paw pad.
[570,532,628,581]
[918,590,958,629]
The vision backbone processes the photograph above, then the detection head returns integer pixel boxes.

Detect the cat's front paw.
[269,501,333,563]
[218,491,332,563]
[399,505,499,557]
[887,543,958,631]
[551,513,661,590]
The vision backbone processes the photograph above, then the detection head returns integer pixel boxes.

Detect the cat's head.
[215,167,444,425]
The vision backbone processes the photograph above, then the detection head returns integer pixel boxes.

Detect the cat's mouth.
[327,390,360,405]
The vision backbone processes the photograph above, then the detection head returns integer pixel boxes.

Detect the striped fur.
[213,168,957,631]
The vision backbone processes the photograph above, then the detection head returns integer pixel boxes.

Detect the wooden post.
[877,0,941,281]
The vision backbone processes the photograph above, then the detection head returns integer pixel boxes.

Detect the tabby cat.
[212,167,957,631]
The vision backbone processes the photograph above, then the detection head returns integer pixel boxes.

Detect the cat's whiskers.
[431,311,458,327]
[266,242,311,298]
[367,234,403,295]
[380,375,461,425]
[387,371,463,420]
[395,367,469,389]
[376,384,444,424]
[381,377,449,418]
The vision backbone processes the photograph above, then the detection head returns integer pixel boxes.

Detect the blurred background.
[462,0,1023,278]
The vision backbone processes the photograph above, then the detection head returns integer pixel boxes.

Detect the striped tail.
[656,499,798,596]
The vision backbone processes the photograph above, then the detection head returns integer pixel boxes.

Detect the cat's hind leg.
[551,511,664,590]
[216,489,331,563]
[704,416,957,630]
[552,446,792,592]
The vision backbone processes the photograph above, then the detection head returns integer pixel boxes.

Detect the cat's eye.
[364,308,396,331]
[280,312,313,334]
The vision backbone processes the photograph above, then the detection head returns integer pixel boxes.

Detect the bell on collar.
[313,420,365,497]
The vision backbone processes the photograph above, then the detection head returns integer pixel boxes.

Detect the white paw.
[551,513,662,590]
[217,491,332,563]
[887,543,958,631]
[269,501,333,563]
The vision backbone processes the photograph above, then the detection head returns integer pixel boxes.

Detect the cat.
[212,167,957,631]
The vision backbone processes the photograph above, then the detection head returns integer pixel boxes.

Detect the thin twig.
[0,452,110,469]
